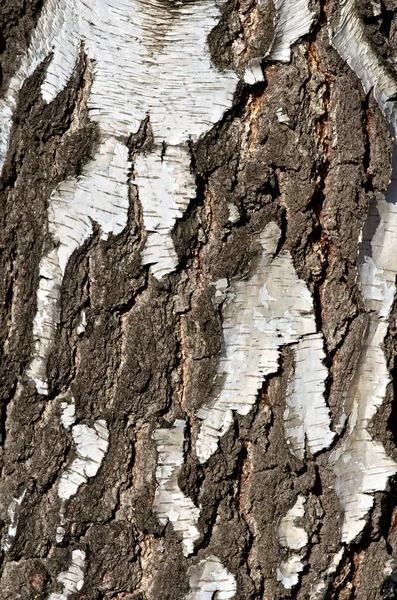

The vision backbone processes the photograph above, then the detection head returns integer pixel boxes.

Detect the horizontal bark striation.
[0,1,396,599]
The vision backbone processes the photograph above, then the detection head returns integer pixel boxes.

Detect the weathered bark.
[1,1,397,598]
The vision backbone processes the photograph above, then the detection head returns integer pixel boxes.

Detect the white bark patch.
[214,278,230,304]
[285,334,335,460]
[196,222,332,463]
[60,396,76,430]
[384,558,394,577]
[152,420,200,557]
[227,203,240,224]
[56,524,67,545]
[276,107,290,124]
[270,0,315,62]
[278,495,308,551]
[27,249,62,396]
[243,58,265,85]
[81,0,238,143]
[277,495,308,589]
[277,555,306,590]
[359,197,397,318]
[371,0,382,16]
[134,145,195,279]
[56,393,76,542]
[76,310,87,336]
[27,138,130,394]
[186,556,237,600]
[58,420,109,500]
[40,2,80,104]
[1,490,26,553]
[330,6,397,544]
[48,549,86,600]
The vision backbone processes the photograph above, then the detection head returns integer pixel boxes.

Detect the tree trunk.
[1,0,397,598]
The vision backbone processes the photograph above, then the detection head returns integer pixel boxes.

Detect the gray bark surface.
[0,1,397,599]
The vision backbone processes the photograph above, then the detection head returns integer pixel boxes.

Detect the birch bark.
[1,1,397,599]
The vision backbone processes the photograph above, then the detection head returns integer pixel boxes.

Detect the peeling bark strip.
[152,420,200,556]
[330,0,397,114]
[3,0,397,598]
[48,549,86,600]
[56,418,109,543]
[270,0,315,61]
[58,420,109,501]
[60,395,76,430]
[330,0,397,545]
[28,139,131,395]
[196,222,333,463]
[186,556,237,600]
[277,495,308,589]
[285,334,334,459]
[135,146,195,279]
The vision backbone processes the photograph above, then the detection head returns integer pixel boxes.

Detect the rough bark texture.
[1,1,397,599]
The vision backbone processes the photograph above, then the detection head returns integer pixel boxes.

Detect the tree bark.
[1,1,397,599]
